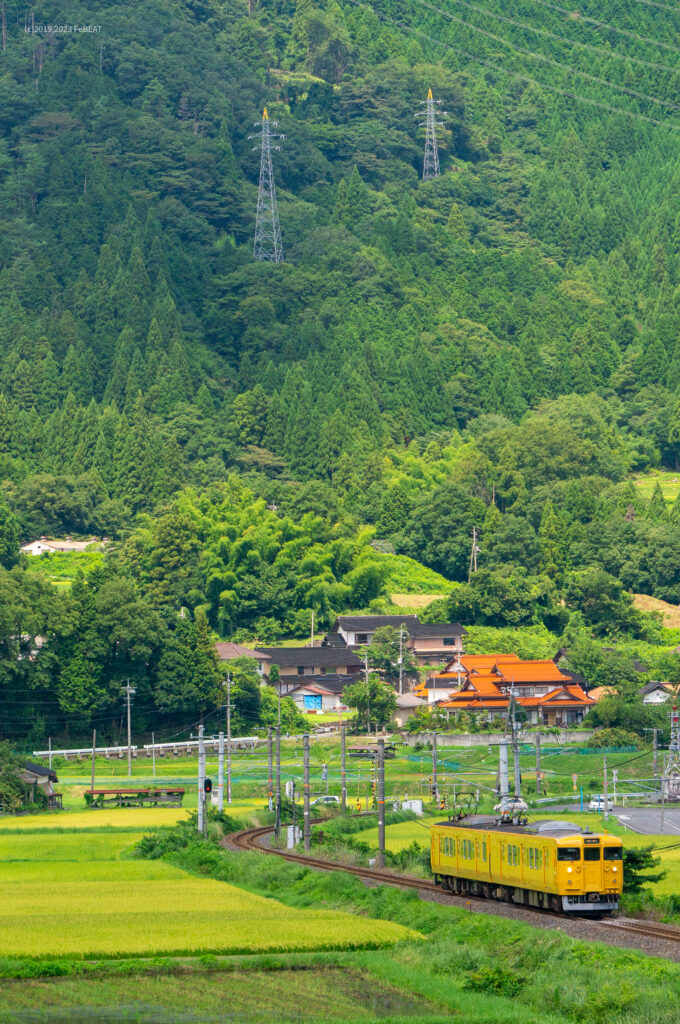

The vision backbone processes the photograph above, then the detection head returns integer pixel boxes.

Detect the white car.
[310,795,340,806]
[589,796,614,812]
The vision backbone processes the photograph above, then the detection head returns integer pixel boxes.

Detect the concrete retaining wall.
[404,730,595,747]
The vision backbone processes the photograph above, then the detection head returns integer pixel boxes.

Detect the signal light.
[204,778,213,794]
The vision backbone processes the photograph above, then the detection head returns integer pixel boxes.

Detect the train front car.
[431,816,622,915]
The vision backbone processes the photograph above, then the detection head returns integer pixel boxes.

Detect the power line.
[438,0,679,74]
[413,0,680,112]
[346,0,680,130]
[527,0,680,56]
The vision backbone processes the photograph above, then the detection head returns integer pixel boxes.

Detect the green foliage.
[344,673,397,731]
[3,0,680,749]
[622,845,666,895]
[0,742,25,813]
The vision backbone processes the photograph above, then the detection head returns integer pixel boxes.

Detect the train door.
[583,843,601,891]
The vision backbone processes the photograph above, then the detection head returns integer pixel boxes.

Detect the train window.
[482,841,487,862]
[603,846,623,860]
[507,846,512,865]
[537,850,542,869]
[583,848,601,861]
[557,847,581,861]
[529,848,534,868]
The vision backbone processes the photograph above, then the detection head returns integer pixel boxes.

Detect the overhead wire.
[345,0,680,130]
[414,0,680,112]
[526,0,680,55]
[437,0,680,74]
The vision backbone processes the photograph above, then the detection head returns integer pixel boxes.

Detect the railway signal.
[204,778,213,794]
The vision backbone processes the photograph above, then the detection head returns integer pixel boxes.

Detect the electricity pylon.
[416,88,446,180]
[250,107,284,262]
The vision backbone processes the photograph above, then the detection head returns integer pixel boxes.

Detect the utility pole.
[151,731,156,779]
[364,652,371,736]
[220,676,233,804]
[267,726,273,812]
[197,724,205,834]
[603,753,609,822]
[432,731,438,803]
[416,87,446,180]
[643,727,659,783]
[341,723,347,813]
[311,610,314,649]
[377,738,386,869]
[303,732,310,851]
[535,733,541,796]
[250,108,284,262]
[123,680,135,778]
[468,526,480,582]
[226,674,232,805]
[498,740,510,801]
[398,624,404,696]
[510,687,521,798]
[90,729,96,796]
[48,736,52,771]
[218,730,225,812]
[275,724,282,840]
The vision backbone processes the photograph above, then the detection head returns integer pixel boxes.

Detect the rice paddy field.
[0,807,417,961]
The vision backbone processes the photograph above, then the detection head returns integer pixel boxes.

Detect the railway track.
[230,822,680,951]
[230,823,443,895]
[600,918,680,944]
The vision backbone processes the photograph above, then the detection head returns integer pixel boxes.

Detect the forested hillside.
[3,0,680,740]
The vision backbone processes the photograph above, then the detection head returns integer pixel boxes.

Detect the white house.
[20,537,106,556]
[640,681,675,705]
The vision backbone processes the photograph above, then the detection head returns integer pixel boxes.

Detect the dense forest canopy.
[2,0,680,740]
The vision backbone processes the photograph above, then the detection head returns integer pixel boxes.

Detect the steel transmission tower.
[250,108,284,262]
[416,88,446,180]
[663,701,680,800]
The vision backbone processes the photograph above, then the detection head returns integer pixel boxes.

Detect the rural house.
[215,641,271,678]
[330,614,466,665]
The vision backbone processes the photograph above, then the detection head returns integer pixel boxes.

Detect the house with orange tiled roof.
[416,653,594,726]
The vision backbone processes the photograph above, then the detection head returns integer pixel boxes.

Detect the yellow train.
[431,815,622,915]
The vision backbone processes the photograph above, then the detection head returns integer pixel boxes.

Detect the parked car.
[589,795,614,811]
[311,795,340,806]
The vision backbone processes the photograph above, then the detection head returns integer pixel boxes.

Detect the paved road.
[615,807,680,835]
[537,802,680,834]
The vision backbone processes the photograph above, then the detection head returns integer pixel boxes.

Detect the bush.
[464,964,525,997]
[589,728,641,748]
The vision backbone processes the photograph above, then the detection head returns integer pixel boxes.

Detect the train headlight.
[612,867,617,872]
[567,867,572,874]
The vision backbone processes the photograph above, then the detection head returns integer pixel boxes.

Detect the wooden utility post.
[603,753,609,822]
[535,734,541,795]
[377,738,386,869]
